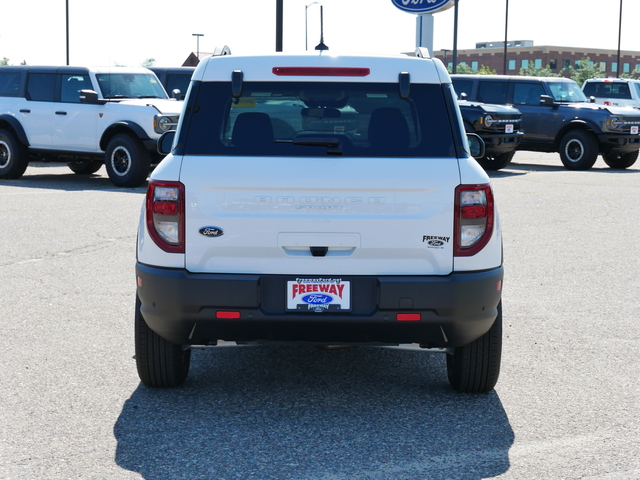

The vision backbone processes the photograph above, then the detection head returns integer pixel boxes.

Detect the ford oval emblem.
[302,294,333,305]
[428,240,444,247]
[199,227,224,238]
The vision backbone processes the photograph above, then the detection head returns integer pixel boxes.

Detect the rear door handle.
[19,109,30,113]
[55,111,67,115]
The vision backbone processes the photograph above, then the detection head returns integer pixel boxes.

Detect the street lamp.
[503,0,509,75]
[305,2,320,51]
[616,0,623,78]
[192,33,204,59]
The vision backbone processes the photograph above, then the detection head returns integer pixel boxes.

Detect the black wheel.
[135,295,190,388]
[446,302,502,393]
[477,151,515,171]
[558,130,598,170]
[67,159,103,175]
[0,128,29,179]
[602,150,639,169]
[104,134,151,187]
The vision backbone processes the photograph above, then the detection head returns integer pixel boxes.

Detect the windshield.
[548,82,587,103]
[95,73,167,99]
[180,81,457,158]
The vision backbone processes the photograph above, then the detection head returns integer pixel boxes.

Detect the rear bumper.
[136,263,503,348]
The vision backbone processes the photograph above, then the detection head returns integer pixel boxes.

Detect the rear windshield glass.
[583,82,632,100]
[181,81,456,158]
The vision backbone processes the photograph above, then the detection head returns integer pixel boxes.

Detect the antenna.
[315,6,329,51]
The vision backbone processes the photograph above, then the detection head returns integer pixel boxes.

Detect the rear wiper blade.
[277,137,343,155]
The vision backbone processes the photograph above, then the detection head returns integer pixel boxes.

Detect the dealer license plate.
[286,278,351,312]
[505,124,514,134]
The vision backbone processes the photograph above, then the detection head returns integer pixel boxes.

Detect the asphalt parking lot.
[0,152,638,480]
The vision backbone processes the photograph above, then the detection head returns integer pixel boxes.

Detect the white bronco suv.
[0,66,181,187]
[135,49,504,393]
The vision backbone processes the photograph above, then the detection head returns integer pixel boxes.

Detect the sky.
[2,0,639,68]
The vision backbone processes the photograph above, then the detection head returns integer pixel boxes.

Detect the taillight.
[146,180,185,253]
[454,184,494,257]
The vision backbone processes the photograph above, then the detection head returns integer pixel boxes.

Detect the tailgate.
[181,155,460,276]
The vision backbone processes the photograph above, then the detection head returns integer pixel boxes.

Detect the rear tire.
[105,134,150,187]
[602,150,638,169]
[135,295,190,388]
[477,151,515,171]
[559,130,598,170]
[0,128,29,179]
[67,159,103,175]
[446,302,502,393]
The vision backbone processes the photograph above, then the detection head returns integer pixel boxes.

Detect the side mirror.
[540,95,555,106]
[589,96,596,104]
[79,89,104,104]
[171,89,182,99]
[459,92,468,101]
[467,133,485,159]
[157,131,176,155]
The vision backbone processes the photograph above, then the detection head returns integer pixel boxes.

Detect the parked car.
[582,78,640,108]
[0,66,181,187]
[452,74,640,170]
[457,99,523,170]
[149,67,195,100]
[134,48,504,393]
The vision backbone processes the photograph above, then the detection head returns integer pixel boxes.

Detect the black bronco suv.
[457,99,523,170]
[452,75,640,170]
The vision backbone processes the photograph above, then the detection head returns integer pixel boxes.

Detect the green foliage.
[565,57,603,85]
[447,63,496,75]
[519,65,561,77]
[1,57,9,66]
[141,58,156,68]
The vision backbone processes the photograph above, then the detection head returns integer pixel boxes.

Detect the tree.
[1,57,9,66]
[519,65,561,77]
[447,63,496,75]
[141,58,156,68]
[566,57,603,85]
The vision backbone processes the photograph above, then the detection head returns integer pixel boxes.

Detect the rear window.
[583,81,633,100]
[181,81,456,158]
[0,71,22,97]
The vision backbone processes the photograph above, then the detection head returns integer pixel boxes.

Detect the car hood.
[458,100,521,114]
[116,98,183,114]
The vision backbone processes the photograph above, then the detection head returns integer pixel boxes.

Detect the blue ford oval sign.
[391,0,455,14]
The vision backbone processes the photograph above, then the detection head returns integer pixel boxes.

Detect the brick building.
[433,41,640,77]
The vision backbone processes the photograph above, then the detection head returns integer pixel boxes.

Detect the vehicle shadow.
[0,165,147,193]
[114,346,513,480]
[491,160,640,177]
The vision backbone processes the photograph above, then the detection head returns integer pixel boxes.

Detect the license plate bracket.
[286,278,351,312]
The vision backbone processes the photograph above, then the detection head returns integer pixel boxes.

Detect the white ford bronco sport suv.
[0,66,181,187]
[135,49,504,393]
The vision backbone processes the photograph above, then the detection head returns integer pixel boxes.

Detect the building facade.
[434,43,640,78]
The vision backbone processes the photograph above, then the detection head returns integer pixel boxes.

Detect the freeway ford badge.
[287,278,351,312]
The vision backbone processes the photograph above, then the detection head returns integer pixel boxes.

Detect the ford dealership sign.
[391,0,455,14]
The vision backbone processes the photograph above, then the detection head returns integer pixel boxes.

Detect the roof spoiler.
[212,45,231,57]
[414,47,430,58]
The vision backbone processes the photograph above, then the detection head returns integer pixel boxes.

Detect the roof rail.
[414,47,430,59]
[212,45,231,57]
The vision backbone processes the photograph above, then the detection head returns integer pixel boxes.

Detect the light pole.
[503,0,509,75]
[192,33,204,59]
[66,0,70,65]
[616,0,623,77]
[305,2,320,51]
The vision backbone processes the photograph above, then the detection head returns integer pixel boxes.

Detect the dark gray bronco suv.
[452,75,640,170]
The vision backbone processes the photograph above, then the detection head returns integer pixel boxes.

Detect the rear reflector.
[216,311,241,319]
[272,67,370,77]
[397,313,421,321]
